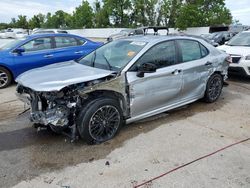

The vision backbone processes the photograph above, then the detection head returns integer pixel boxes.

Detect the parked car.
[199,34,219,47]
[16,36,230,144]
[217,31,250,77]
[5,28,16,38]
[107,26,169,42]
[107,28,144,42]
[32,29,68,34]
[202,31,233,45]
[15,31,28,38]
[0,33,103,88]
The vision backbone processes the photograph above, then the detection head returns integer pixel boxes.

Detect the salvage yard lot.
[0,77,249,188]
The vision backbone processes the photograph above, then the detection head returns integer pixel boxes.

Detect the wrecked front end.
[16,73,128,141]
[16,84,82,132]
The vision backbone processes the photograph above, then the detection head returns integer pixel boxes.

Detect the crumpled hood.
[217,45,250,56]
[16,61,115,92]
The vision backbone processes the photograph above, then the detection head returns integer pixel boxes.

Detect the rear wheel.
[204,73,223,103]
[0,67,12,89]
[77,98,123,144]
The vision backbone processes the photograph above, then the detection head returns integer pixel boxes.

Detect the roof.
[121,35,204,43]
[27,33,86,39]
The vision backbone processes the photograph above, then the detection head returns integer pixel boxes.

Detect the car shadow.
[0,84,242,188]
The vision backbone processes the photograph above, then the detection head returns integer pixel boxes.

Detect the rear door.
[53,36,90,62]
[13,37,55,75]
[126,40,183,118]
[176,39,212,100]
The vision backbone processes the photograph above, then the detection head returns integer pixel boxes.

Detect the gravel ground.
[0,77,249,188]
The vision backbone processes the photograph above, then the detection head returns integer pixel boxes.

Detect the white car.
[15,31,28,38]
[4,29,16,38]
[217,31,250,77]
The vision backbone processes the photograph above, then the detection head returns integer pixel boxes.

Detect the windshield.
[227,32,250,46]
[78,40,147,71]
[0,38,26,50]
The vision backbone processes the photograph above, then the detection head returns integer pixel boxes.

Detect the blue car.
[0,33,103,88]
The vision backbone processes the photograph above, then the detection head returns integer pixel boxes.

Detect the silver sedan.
[16,35,230,144]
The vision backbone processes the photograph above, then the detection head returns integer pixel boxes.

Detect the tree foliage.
[93,0,110,27]
[176,0,232,30]
[72,1,94,28]
[103,0,132,27]
[0,0,232,30]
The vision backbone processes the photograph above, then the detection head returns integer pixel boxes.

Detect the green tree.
[15,15,29,29]
[93,0,110,27]
[43,11,72,28]
[131,0,148,26]
[72,1,94,28]
[104,0,131,27]
[132,0,165,27]
[44,13,53,28]
[176,0,232,30]
[0,23,9,30]
[160,0,182,27]
[9,18,17,28]
[145,0,158,26]
[29,13,45,29]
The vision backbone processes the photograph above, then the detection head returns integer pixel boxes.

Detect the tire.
[0,67,12,89]
[204,73,223,103]
[77,98,124,144]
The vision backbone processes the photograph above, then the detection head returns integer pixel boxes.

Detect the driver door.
[13,37,55,76]
[126,40,183,118]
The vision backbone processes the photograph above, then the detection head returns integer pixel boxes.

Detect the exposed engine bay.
[16,76,117,141]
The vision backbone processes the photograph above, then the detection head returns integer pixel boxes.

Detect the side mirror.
[13,47,25,54]
[136,62,157,78]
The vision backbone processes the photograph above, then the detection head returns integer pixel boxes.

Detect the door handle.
[44,54,53,58]
[172,69,182,75]
[75,51,83,54]
[205,61,213,66]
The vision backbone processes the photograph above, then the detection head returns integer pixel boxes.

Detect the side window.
[200,43,209,57]
[178,40,202,62]
[55,37,78,48]
[135,29,144,35]
[77,38,86,45]
[132,41,176,70]
[21,37,52,52]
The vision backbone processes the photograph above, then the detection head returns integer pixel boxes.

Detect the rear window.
[55,37,78,48]
[200,44,209,57]
[178,40,208,62]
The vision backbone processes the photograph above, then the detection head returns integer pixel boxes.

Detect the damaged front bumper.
[16,85,77,128]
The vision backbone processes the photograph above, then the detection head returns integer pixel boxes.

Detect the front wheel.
[0,67,12,89]
[204,73,223,103]
[77,98,124,144]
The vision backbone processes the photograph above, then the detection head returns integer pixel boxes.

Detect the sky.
[0,0,249,25]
